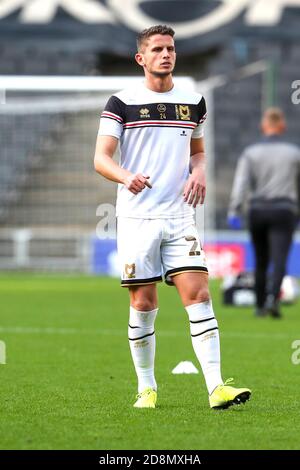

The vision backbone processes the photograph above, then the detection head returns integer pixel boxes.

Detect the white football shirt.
[98,82,207,218]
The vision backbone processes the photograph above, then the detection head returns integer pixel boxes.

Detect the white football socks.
[128,306,158,393]
[185,301,223,395]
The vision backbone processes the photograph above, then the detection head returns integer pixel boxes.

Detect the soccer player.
[94,25,251,409]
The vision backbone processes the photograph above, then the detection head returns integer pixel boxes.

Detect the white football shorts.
[117,216,208,287]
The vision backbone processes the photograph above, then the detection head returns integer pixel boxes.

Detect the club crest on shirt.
[124,263,136,279]
[157,103,167,119]
[139,107,150,118]
[176,104,191,121]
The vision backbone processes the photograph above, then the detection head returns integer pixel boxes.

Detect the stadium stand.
[0,45,99,76]
[0,108,116,228]
[0,113,59,222]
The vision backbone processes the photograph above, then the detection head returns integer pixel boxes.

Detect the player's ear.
[135,52,145,67]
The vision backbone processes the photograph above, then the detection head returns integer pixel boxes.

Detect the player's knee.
[131,299,157,312]
[187,287,210,304]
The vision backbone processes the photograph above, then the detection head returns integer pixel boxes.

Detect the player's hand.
[183,168,206,208]
[124,173,152,195]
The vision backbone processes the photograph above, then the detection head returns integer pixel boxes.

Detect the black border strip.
[121,276,162,287]
[166,266,208,278]
[190,316,215,324]
[0,450,293,464]
[128,331,155,341]
[191,327,219,338]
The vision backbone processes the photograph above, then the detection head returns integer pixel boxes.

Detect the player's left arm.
[183,137,206,208]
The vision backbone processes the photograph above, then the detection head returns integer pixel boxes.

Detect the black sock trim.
[128,331,155,341]
[128,324,140,329]
[189,316,215,324]
[191,327,219,338]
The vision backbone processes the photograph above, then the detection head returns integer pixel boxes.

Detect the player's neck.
[144,74,174,93]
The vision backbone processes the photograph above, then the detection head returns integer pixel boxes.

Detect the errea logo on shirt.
[139,108,150,118]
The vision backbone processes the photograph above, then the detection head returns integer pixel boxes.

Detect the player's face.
[137,34,176,77]
[261,117,286,135]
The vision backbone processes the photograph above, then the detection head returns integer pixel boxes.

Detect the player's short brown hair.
[137,25,175,51]
[263,107,285,124]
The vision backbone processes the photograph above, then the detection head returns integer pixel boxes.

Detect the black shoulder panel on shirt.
[104,95,126,121]
[197,96,207,123]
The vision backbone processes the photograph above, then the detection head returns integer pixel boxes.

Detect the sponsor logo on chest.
[139,107,150,118]
[137,103,193,122]
[157,103,167,119]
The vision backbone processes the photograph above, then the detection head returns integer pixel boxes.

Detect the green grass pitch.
[0,273,300,450]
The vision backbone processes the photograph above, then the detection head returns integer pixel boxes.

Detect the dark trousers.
[248,207,297,308]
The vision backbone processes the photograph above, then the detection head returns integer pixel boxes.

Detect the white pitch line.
[0,326,294,340]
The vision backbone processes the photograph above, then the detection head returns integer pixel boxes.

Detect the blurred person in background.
[228,108,300,318]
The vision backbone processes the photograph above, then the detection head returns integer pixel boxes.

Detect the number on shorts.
[185,236,201,256]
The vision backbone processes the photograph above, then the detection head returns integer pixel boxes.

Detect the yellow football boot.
[209,378,251,410]
[133,388,157,409]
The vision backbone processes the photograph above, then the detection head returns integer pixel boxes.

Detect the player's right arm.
[94,93,152,195]
[94,135,152,195]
